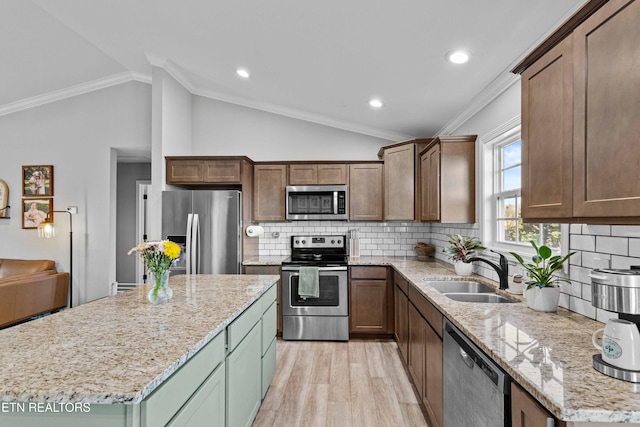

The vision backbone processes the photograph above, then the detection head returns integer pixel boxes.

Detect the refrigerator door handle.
[186,213,193,274]
[193,213,200,274]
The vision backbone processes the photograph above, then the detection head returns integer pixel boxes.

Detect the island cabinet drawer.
[262,285,277,312]
[142,330,226,427]
[262,301,277,354]
[227,299,263,353]
[262,336,277,399]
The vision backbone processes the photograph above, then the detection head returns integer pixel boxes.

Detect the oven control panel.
[291,235,345,249]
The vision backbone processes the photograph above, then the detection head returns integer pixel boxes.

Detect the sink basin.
[445,293,515,304]
[424,280,496,294]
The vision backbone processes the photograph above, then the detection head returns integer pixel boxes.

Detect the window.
[484,123,564,253]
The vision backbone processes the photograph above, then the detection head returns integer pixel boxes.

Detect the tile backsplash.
[257,221,640,323]
[256,221,431,257]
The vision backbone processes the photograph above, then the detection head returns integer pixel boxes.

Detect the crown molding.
[434,72,520,136]
[480,115,521,145]
[436,0,588,137]
[0,71,151,117]
[149,56,410,142]
[191,85,412,142]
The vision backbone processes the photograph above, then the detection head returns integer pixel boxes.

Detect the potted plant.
[510,241,575,312]
[443,234,485,276]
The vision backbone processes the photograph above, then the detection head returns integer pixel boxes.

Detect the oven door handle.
[281,266,348,272]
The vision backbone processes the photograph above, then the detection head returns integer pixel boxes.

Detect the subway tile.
[610,255,640,270]
[569,251,582,266]
[596,236,628,256]
[569,265,592,285]
[630,239,640,258]
[558,293,570,309]
[570,224,582,234]
[582,283,592,301]
[571,235,596,251]
[611,226,640,238]
[570,296,596,320]
[596,308,618,323]
[582,225,611,236]
[581,252,611,269]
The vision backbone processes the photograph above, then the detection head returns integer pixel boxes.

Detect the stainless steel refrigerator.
[161,190,242,275]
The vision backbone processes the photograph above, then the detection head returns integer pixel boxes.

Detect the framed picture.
[22,198,52,229]
[0,179,8,218]
[22,165,53,196]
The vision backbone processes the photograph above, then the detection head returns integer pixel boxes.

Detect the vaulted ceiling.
[2,0,587,140]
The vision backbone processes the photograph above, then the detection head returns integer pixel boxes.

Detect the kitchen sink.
[444,293,515,304]
[424,280,496,294]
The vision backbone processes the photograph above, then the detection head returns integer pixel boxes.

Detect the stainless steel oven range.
[281,235,348,341]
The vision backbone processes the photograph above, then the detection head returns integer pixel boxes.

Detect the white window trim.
[479,117,570,273]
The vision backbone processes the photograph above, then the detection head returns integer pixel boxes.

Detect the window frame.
[480,119,569,271]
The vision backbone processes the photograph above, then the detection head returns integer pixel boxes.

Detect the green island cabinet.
[1,284,277,427]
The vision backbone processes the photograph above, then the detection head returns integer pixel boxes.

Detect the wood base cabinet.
[349,266,393,335]
[394,272,409,364]
[405,285,444,427]
[512,382,566,427]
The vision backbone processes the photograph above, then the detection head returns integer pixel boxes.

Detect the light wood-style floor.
[253,339,429,427]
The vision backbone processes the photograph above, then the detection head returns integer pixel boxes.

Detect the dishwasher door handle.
[460,348,474,368]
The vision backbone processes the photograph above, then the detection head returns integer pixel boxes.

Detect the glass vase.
[148,270,173,305]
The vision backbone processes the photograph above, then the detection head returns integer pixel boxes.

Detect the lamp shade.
[37,221,56,238]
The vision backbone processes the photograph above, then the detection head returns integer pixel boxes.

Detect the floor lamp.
[38,207,76,308]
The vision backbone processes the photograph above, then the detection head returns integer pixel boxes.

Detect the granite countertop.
[242,256,289,266]
[248,255,640,423]
[0,274,278,405]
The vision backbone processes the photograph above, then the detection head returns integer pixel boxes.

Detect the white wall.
[191,95,391,160]
[0,82,151,304]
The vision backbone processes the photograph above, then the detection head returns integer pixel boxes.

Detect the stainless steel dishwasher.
[443,319,511,427]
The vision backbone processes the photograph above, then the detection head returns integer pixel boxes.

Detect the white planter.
[454,260,474,276]
[525,286,561,312]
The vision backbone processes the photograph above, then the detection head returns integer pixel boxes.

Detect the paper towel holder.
[246,225,264,237]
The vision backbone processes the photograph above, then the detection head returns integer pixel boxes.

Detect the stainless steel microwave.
[286,185,348,220]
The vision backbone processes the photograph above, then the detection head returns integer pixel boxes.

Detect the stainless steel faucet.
[464,250,509,290]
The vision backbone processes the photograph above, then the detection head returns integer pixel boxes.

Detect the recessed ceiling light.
[236,68,250,78]
[446,50,470,64]
[369,99,383,108]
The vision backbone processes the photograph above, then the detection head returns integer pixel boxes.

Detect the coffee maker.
[590,268,640,382]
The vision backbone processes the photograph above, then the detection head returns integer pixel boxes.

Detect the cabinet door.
[350,279,388,333]
[424,324,443,427]
[521,36,573,220]
[408,302,425,398]
[253,165,287,221]
[168,363,226,427]
[511,382,565,427]
[421,145,440,222]
[394,284,409,364]
[288,164,318,185]
[384,144,415,220]
[166,160,203,183]
[573,0,640,218]
[226,322,262,427]
[203,160,241,183]
[349,164,383,221]
[317,164,348,184]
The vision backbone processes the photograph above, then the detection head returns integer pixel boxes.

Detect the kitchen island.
[0,274,279,427]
